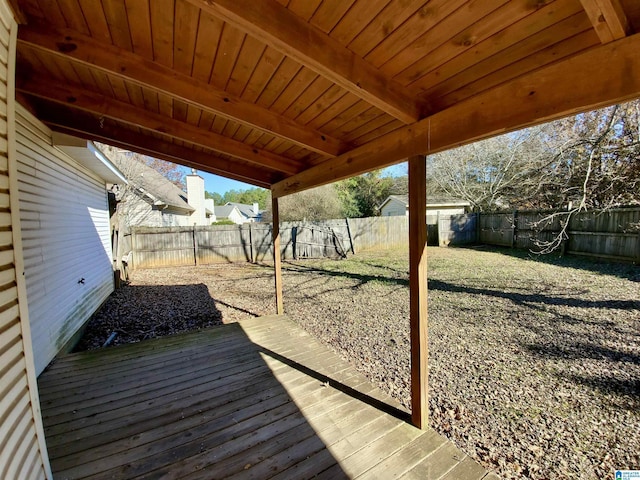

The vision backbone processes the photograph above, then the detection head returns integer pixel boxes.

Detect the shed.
[380,195,471,217]
[0,0,639,477]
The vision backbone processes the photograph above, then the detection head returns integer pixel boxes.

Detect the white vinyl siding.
[0,1,52,477]
[123,195,192,227]
[16,105,114,375]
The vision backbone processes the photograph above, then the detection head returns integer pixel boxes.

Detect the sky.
[187,162,408,195]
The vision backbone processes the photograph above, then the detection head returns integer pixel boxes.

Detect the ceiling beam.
[188,0,421,124]
[579,0,630,43]
[18,77,304,175]
[33,102,276,188]
[272,32,640,197]
[17,23,346,157]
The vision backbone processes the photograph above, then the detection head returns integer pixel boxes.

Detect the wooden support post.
[408,154,428,430]
[271,196,284,315]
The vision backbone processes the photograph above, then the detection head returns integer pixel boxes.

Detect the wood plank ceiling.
[11,0,640,196]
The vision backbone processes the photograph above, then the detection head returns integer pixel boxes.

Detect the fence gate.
[293,225,347,259]
[438,213,478,246]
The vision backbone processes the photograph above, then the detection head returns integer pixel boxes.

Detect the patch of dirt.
[77,247,640,480]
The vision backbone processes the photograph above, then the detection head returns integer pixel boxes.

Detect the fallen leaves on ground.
[77,246,640,479]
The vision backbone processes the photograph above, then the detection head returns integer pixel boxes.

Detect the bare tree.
[529,102,640,253]
[426,99,640,253]
[264,185,342,222]
[427,127,550,211]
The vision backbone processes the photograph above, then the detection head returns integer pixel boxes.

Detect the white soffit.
[52,132,128,184]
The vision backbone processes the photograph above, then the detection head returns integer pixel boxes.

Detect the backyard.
[77,246,640,480]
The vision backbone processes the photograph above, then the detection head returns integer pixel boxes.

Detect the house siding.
[228,208,245,224]
[427,206,467,216]
[381,198,407,216]
[122,195,192,228]
[0,1,52,477]
[16,104,114,375]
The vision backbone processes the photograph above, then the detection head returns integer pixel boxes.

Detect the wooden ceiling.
[11,0,640,197]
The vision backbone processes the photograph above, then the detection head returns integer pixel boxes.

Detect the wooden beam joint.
[579,0,630,43]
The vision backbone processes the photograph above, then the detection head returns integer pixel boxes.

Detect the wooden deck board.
[37,314,494,479]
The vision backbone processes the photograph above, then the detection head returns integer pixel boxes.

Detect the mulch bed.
[76,247,640,480]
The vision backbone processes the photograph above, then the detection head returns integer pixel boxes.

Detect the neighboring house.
[108,159,216,228]
[214,202,263,224]
[16,107,127,375]
[109,154,194,228]
[379,195,471,217]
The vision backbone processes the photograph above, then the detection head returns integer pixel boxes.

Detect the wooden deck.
[38,315,496,479]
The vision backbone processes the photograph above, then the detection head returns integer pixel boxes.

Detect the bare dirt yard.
[77,246,640,480]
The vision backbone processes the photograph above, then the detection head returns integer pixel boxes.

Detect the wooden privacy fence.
[293,225,348,259]
[131,221,328,268]
[130,216,410,269]
[128,208,639,268]
[132,224,275,268]
[478,208,640,262]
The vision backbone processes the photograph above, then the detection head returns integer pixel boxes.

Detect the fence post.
[248,223,254,263]
[292,225,298,260]
[511,210,518,248]
[192,226,198,266]
[345,218,355,254]
[131,228,137,270]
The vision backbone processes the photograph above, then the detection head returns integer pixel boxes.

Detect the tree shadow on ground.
[465,245,640,282]
[563,373,639,400]
[281,261,409,288]
[284,256,639,407]
[525,343,640,364]
[282,261,638,313]
[428,279,639,312]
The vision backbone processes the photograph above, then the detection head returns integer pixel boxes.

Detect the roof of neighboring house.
[213,204,239,218]
[227,202,262,219]
[111,154,194,212]
[380,195,471,210]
